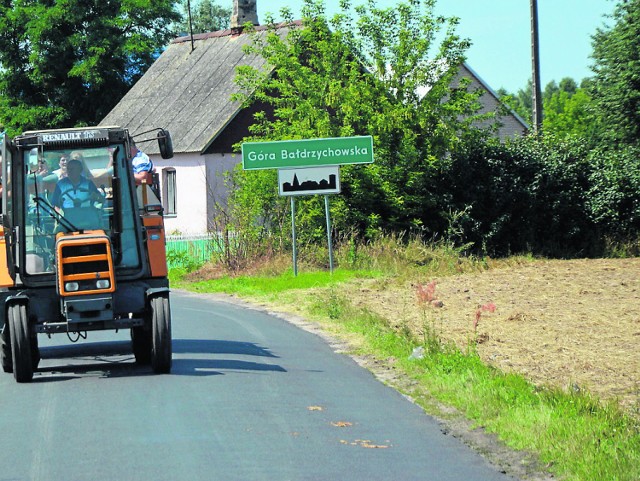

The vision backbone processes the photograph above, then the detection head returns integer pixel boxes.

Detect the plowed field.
[346,258,640,411]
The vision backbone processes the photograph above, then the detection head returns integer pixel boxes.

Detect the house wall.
[151,152,209,235]
[204,153,242,232]
[150,152,241,235]
[453,64,529,140]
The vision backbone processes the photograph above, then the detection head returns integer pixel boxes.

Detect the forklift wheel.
[150,295,172,374]
[8,303,33,383]
[1,325,12,373]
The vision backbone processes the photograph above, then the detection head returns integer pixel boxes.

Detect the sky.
[250,0,617,94]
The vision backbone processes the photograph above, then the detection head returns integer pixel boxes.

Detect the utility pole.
[530,0,543,133]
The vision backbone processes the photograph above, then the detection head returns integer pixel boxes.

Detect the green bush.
[166,250,203,273]
[587,145,640,240]
[445,135,598,256]
[226,132,637,258]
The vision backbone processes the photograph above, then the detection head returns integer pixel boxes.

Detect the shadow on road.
[172,339,279,358]
[41,341,133,360]
[33,341,149,382]
[30,338,286,381]
[172,338,286,376]
[173,358,287,376]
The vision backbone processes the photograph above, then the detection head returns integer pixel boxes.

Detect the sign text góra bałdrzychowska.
[241,136,374,170]
[248,145,369,163]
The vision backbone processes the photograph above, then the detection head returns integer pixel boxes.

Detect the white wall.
[204,152,242,232]
[152,152,209,235]
[150,151,242,235]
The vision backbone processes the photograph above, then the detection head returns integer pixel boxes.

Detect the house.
[452,63,529,139]
[100,1,278,235]
[100,0,528,236]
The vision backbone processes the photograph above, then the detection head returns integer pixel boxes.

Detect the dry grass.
[186,253,294,280]
[341,258,640,412]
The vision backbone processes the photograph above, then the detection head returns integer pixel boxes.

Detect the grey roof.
[102,21,524,154]
[100,25,295,155]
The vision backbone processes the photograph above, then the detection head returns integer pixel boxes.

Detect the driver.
[50,158,103,209]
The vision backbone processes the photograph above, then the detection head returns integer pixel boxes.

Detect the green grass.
[169,240,640,481]
[171,268,378,296]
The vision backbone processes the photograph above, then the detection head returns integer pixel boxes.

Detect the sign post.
[290,197,298,277]
[324,195,333,273]
[242,135,374,276]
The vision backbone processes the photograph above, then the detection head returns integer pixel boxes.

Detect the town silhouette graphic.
[282,173,337,193]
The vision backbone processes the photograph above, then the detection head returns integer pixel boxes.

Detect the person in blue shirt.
[51,158,103,209]
[130,140,154,185]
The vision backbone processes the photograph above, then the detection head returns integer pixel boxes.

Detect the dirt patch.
[344,258,640,412]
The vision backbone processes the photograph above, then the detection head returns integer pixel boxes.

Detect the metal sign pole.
[291,196,298,276]
[243,136,374,278]
[324,195,334,274]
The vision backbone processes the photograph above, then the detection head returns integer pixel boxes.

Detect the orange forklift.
[0,126,173,382]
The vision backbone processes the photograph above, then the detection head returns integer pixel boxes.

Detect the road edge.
[175,289,555,481]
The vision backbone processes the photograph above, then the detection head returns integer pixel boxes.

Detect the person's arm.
[131,150,154,185]
[134,170,154,185]
[88,180,105,202]
[41,173,60,183]
[50,184,61,208]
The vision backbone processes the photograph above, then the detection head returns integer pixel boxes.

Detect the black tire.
[9,303,33,383]
[131,326,152,365]
[150,295,172,374]
[1,324,12,373]
[31,332,40,371]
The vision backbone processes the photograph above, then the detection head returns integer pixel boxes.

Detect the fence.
[165,233,221,269]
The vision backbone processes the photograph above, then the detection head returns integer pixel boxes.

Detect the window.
[163,168,176,216]
[23,145,141,273]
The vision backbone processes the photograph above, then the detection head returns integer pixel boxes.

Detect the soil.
[341,257,640,412]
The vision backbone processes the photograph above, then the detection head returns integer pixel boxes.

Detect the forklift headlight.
[65,282,79,292]
[96,279,110,289]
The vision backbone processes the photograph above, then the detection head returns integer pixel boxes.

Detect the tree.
[543,80,559,104]
[500,77,590,135]
[589,0,640,148]
[558,77,578,95]
[0,0,179,135]
[231,0,488,241]
[498,79,533,125]
[542,88,594,138]
[173,0,231,36]
[521,77,595,139]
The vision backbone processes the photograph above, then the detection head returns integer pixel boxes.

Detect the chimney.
[231,0,259,29]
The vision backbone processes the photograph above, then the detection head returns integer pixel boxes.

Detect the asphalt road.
[0,290,515,481]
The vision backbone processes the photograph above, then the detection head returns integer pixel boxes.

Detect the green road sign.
[242,135,374,170]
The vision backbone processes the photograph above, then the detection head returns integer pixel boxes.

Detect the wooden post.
[530,0,543,133]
